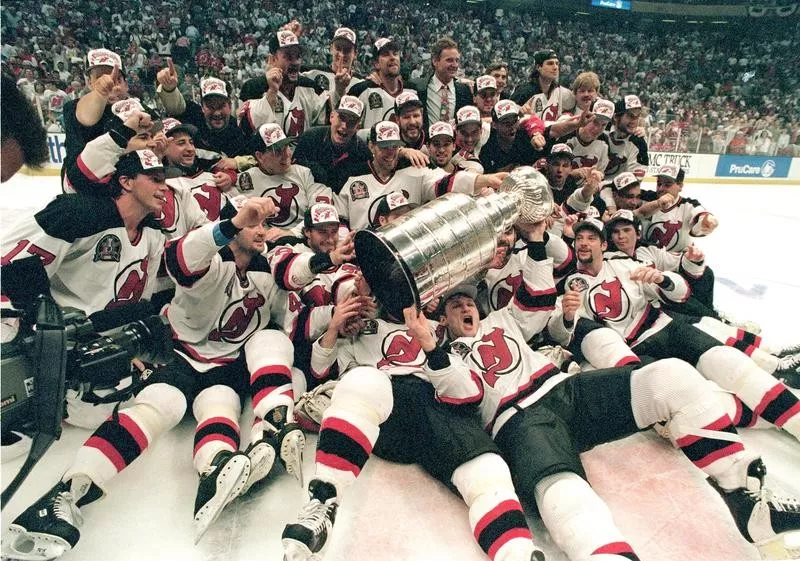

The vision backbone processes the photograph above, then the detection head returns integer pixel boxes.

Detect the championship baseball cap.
[161,117,198,138]
[474,75,497,94]
[371,191,415,227]
[255,123,297,151]
[492,99,520,122]
[115,149,164,178]
[336,95,365,119]
[455,105,481,128]
[394,90,423,114]
[429,121,455,140]
[332,27,357,47]
[573,217,606,241]
[606,209,638,230]
[304,203,340,229]
[87,48,122,69]
[200,77,229,99]
[656,164,683,182]
[373,37,399,58]
[548,143,573,160]
[111,98,147,122]
[533,49,558,66]
[436,282,479,317]
[612,171,640,191]
[614,94,643,116]
[591,99,615,122]
[369,121,404,148]
[269,30,301,54]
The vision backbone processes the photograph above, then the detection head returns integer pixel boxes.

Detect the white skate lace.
[777,354,800,372]
[749,486,800,513]
[53,491,79,525]
[298,499,334,534]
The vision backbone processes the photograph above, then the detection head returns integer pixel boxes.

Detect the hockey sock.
[693,317,777,372]
[314,367,392,491]
[245,330,295,417]
[451,453,537,561]
[66,383,186,493]
[725,396,773,429]
[192,385,242,473]
[697,346,800,440]
[535,471,639,560]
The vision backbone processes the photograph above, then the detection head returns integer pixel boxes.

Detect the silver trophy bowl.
[354,166,553,318]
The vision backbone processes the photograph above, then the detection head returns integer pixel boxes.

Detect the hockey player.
[347,38,416,130]
[479,100,544,174]
[1,150,166,316]
[555,98,614,174]
[553,218,800,436]
[301,27,363,107]
[427,121,484,174]
[404,220,800,560]
[292,95,371,195]
[512,49,576,125]
[639,164,719,252]
[3,198,328,559]
[605,209,800,386]
[603,95,648,183]
[238,30,328,138]
[234,123,333,234]
[454,105,490,158]
[157,68,250,164]
[335,121,507,231]
[473,75,500,121]
[280,280,546,561]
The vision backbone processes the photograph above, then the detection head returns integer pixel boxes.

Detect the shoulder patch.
[567,277,588,292]
[349,180,370,200]
[93,234,122,262]
[238,172,254,192]
[368,92,383,110]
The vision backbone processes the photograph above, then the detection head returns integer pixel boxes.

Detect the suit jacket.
[413,74,473,129]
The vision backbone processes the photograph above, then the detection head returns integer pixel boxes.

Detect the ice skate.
[276,422,305,487]
[774,354,800,389]
[193,450,250,544]
[5,481,82,561]
[240,437,277,495]
[282,480,338,561]
[710,459,800,560]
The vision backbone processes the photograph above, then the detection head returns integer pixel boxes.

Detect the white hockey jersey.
[558,130,611,173]
[347,80,415,130]
[632,243,705,280]
[525,85,576,126]
[561,253,690,346]
[640,197,712,252]
[238,84,327,137]
[302,68,362,99]
[234,164,333,230]
[163,222,330,371]
[335,163,477,230]
[424,248,567,437]
[1,195,165,316]
[604,130,649,181]
[166,172,233,224]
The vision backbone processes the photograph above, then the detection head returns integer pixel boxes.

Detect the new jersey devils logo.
[489,271,522,312]
[262,183,301,227]
[107,258,149,309]
[588,279,630,322]
[377,330,425,369]
[156,188,178,232]
[646,220,683,250]
[285,106,306,137]
[302,283,332,306]
[208,293,266,343]
[572,156,599,170]
[605,153,626,177]
[470,327,521,387]
[543,103,559,122]
[192,184,224,220]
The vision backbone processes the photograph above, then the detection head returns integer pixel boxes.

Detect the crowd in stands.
[2,0,799,155]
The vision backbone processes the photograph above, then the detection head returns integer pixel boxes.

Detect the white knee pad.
[630,358,709,428]
[329,367,393,426]
[696,345,755,394]
[451,452,515,504]
[193,384,242,422]
[244,329,294,370]
[535,472,627,561]
[581,327,638,369]
[134,383,188,432]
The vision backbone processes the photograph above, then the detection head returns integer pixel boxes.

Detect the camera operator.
[4,197,332,558]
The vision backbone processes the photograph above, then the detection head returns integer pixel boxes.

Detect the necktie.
[439,84,450,122]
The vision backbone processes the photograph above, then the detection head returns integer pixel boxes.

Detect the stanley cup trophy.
[353,166,554,318]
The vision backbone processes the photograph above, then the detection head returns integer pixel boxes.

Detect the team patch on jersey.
[534,98,543,114]
[238,173,254,192]
[360,319,378,335]
[314,74,330,91]
[350,180,370,200]
[94,234,122,262]
[568,277,589,292]
[449,341,471,358]
[368,92,383,110]
[274,96,284,114]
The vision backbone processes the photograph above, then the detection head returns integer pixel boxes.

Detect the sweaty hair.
[432,37,458,61]
[571,71,601,94]
[1,74,49,169]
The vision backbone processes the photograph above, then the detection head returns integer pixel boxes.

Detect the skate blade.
[755,530,800,560]
[241,441,276,496]
[282,539,316,561]
[281,430,305,488]
[193,456,251,544]
[4,528,70,561]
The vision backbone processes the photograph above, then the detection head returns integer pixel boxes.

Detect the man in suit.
[412,37,472,129]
